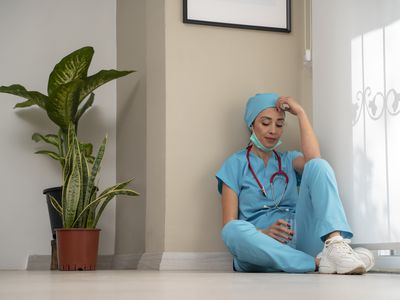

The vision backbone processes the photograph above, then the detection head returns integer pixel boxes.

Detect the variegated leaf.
[79,70,134,103]
[32,133,60,147]
[47,46,94,97]
[34,150,62,161]
[79,142,93,158]
[63,140,82,228]
[83,135,107,209]
[49,195,63,216]
[75,93,95,123]
[74,188,139,228]
[93,188,139,227]
[46,80,82,131]
[0,84,48,109]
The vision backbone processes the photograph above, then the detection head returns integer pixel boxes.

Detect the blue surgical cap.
[244,93,279,129]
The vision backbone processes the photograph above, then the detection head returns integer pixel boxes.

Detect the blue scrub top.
[216,148,303,229]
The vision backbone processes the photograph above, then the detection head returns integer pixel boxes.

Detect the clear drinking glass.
[285,212,296,248]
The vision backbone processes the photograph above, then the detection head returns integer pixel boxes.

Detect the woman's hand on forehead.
[276,96,304,116]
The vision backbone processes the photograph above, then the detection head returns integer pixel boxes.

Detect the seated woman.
[216,93,374,274]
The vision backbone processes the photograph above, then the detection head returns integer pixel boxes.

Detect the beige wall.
[116,0,147,255]
[144,0,167,253]
[116,0,167,255]
[164,0,310,251]
[116,0,312,257]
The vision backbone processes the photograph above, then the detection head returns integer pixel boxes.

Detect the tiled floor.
[0,270,399,300]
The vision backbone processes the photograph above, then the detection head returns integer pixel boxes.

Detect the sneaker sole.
[318,265,336,274]
[338,265,366,275]
[354,248,375,272]
[319,265,366,275]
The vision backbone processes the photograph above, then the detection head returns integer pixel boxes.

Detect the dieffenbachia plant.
[0,46,134,168]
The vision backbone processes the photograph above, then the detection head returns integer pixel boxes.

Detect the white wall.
[313,0,400,245]
[0,0,117,269]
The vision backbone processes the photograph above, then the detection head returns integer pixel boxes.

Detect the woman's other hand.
[259,219,294,244]
[276,96,304,116]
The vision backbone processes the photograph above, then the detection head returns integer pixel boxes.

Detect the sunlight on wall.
[351,19,400,243]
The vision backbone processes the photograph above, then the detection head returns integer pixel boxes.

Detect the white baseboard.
[27,252,233,271]
[161,252,233,271]
[137,252,163,270]
[26,252,400,273]
[112,253,143,269]
[373,255,400,273]
[26,255,52,270]
[138,252,233,271]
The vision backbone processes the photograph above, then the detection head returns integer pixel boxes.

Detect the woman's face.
[252,107,285,148]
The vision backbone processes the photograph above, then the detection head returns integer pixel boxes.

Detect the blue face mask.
[250,132,282,152]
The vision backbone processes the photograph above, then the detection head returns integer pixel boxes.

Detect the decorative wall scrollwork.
[352,87,400,126]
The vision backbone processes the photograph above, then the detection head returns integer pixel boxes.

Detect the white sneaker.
[354,247,375,272]
[318,236,366,274]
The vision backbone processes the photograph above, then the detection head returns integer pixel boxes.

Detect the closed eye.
[262,121,285,127]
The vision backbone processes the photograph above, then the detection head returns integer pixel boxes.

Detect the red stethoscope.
[246,144,289,208]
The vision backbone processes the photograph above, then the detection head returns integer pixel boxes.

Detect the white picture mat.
[187,0,287,29]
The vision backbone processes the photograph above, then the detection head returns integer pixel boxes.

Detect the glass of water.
[285,212,296,248]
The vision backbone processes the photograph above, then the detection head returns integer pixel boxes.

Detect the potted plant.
[52,124,138,271]
[0,46,133,168]
[0,46,135,268]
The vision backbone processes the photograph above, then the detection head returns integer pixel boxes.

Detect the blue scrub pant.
[221,158,353,273]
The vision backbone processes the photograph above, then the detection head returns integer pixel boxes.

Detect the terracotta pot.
[56,228,101,271]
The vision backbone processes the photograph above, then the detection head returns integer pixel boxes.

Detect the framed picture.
[183,0,291,33]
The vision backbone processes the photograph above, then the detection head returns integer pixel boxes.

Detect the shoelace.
[327,238,354,255]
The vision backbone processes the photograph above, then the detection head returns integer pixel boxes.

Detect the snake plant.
[0,46,134,168]
[50,124,139,228]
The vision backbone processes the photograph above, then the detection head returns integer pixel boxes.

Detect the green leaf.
[32,133,60,147]
[62,125,82,228]
[79,142,93,159]
[0,84,48,109]
[73,136,106,227]
[77,153,90,227]
[49,195,63,216]
[74,188,139,228]
[63,145,72,181]
[97,178,133,199]
[75,93,95,123]
[58,129,66,168]
[83,135,107,214]
[63,164,81,227]
[63,124,77,180]
[63,162,81,228]
[46,80,82,131]
[93,187,139,227]
[79,69,134,103]
[47,46,94,97]
[85,191,97,228]
[73,128,84,228]
[34,150,62,161]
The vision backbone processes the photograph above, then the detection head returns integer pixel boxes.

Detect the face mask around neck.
[250,132,282,152]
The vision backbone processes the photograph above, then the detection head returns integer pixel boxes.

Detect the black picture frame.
[183,0,291,33]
